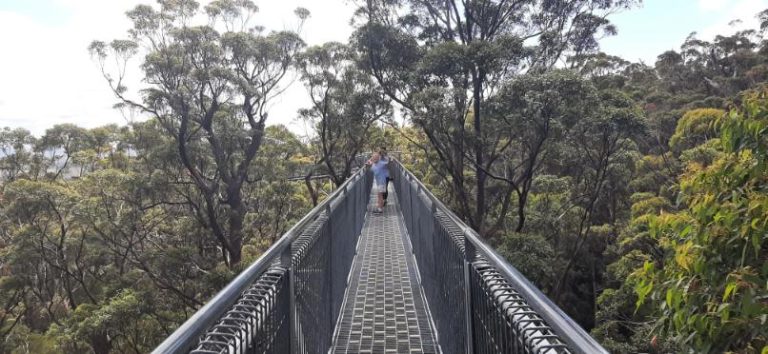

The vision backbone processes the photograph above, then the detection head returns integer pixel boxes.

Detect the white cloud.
[699,0,768,39]
[699,0,732,11]
[0,10,126,135]
[0,0,355,136]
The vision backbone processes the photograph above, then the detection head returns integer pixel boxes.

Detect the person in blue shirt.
[366,151,389,213]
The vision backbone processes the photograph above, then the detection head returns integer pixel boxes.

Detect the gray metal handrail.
[153,166,370,354]
[391,159,608,354]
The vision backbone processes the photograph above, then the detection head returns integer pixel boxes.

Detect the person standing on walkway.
[380,147,392,206]
[366,151,389,213]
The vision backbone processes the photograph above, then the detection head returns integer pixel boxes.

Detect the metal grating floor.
[331,188,440,354]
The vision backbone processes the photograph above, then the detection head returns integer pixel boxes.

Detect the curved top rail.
[393,159,608,354]
[153,166,368,354]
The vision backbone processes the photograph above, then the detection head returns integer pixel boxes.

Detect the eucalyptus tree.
[248,125,311,243]
[89,0,306,266]
[352,0,638,232]
[484,70,600,234]
[491,71,645,327]
[297,42,391,187]
[551,89,644,315]
[35,124,90,180]
[0,127,35,183]
[3,179,116,353]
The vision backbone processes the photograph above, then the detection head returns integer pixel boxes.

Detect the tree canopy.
[1,1,768,353]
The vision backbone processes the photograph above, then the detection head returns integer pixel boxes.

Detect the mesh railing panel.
[394,172,468,354]
[392,160,606,354]
[155,169,371,354]
[470,261,570,354]
[191,268,289,354]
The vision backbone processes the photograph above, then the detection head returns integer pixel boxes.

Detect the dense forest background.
[1,0,767,353]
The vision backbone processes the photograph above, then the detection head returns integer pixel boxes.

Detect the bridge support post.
[463,230,476,354]
[280,244,297,354]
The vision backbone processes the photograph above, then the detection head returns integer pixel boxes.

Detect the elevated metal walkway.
[153,160,608,354]
[332,189,438,353]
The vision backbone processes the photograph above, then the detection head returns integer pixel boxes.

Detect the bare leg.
[377,193,384,210]
[383,182,388,203]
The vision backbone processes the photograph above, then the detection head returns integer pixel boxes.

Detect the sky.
[0,0,766,136]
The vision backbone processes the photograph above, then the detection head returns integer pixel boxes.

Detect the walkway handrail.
[392,159,608,354]
[153,166,370,354]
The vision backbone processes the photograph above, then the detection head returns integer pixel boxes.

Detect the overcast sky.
[0,0,766,136]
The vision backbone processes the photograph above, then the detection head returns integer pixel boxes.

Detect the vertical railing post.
[341,184,349,288]
[326,202,334,333]
[408,172,412,230]
[415,183,423,258]
[343,184,349,255]
[430,200,437,284]
[405,171,411,227]
[352,173,356,240]
[463,229,476,354]
[280,243,296,354]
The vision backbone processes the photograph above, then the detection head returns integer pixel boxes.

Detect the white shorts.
[374,181,387,193]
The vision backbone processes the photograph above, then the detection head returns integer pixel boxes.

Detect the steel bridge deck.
[331,188,440,354]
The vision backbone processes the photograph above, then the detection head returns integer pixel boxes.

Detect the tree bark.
[473,72,486,234]
[226,192,245,265]
[90,332,112,354]
[305,173,320,206]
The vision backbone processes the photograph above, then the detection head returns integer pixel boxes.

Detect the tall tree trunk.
[515,191,527,232]
[305,174,320,206]
[473,72,486,233]
[592,260,598,327]
[227,192,245,266]
[90,332,112,354]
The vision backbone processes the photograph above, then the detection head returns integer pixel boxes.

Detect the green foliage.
[497,232,555,290]
[630,196,670,218]
[1,1,767,353]
[0,127,36,183]
[629,154,677,193]
[352,0,638,233]
[0,116,315,352]
[669,108,725,152]
[5,326,60,354]
[50,289,162,353]
[635,89,768,352]
[297,42,391,186]
[91,0,307,266]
